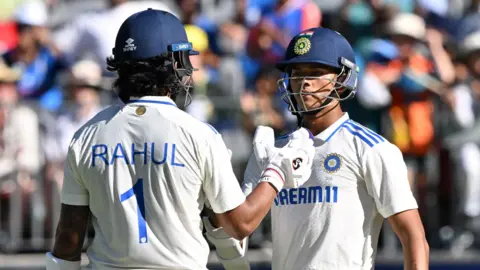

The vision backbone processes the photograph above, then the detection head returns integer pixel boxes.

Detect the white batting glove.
[252,126,277,169]
[202,217,250,270]
[259,128,315,192]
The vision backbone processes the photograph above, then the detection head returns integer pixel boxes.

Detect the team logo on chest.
[322,153,342,173]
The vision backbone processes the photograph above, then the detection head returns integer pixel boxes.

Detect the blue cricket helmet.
[276,27,360,115]
[108,9,198,105]
[112,8,198,61]
[276,27,357,73]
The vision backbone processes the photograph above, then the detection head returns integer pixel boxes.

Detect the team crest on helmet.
[322,153,342,173]
[294,37,311,55]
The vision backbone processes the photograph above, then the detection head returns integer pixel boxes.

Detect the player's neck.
[302,104,344,136]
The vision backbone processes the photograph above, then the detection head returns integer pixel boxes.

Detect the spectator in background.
[176,0,200,25]
[45,60,103,189]
[443,32,480,251]
[40,59,103,243]
[176,0,248,104]
[216,0,259,88]
[239,0,321,87]
[53,0,175,72]
[444,32,480,149]
[175,0,237,34]
[2,0,66,112]
[382,13,454,189]
[200,0,237,27]
[241,66,285,135]
[0,21,18,54]
[216,0,249,57]
[183,23,245,129]
[356,39,401,132]
[246,0,321,64]
[0,61,42,245]
[183,24,214,122]
[58,60,103,157]
[453,0,480,40]
[446,0,476,19]
[337,0,377,44]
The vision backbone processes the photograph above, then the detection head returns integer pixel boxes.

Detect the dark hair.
[106,53,181,103]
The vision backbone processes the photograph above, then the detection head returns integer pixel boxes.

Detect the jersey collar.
[127,96,177,107]
[315,113,350,142]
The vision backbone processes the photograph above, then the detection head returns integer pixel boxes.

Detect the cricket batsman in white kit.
[45,9,317,270]
[206,28,430,270]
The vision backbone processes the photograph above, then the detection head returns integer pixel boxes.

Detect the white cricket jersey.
[61,96,245,270]
[243,113,418,270]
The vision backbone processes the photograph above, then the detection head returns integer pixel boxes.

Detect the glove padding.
[253,126,277,169]
[202,217,250,270]
[257,127,315,192]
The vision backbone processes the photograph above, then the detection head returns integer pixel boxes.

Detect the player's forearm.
[241,182,278,232]
[219,182,277,240]
[388,210,429,270]
[52,204,90,261]
[400,234,429,270]
[53,228,84,261]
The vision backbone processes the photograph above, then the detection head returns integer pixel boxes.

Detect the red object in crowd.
[0,21,19,54]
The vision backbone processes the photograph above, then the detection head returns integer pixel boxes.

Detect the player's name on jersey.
[274,185,339,206]
[91,142,185,167]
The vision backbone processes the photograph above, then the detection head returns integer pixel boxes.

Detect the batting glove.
[252,126,278,169]
[258,128,315,192]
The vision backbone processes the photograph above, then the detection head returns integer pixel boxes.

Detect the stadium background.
[1,0,480,269]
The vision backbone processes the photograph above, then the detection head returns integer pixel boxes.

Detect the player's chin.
[299,101,323,112]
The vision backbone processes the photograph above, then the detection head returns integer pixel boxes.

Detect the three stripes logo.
[342,120,385,147]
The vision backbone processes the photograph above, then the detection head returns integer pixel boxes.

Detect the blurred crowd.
[1,0,480,257]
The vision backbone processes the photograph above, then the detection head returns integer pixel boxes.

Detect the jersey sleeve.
[363,143,418,218]
[61,142,89,206]
[242,153,262,196]
[202,134,246,214]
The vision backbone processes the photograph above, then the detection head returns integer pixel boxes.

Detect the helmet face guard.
[168,43,198,108]
[107,41,198,106]
[277,57,359,114]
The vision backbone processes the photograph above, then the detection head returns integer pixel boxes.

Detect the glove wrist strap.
[259,167,285,192]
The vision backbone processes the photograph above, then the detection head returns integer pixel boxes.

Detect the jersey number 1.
[120,178,147,244]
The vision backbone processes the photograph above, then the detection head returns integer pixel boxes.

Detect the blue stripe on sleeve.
[343,125,374,147]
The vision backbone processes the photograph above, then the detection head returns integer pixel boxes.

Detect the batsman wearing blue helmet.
[45,9,316,270]
[240,28,429,269]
